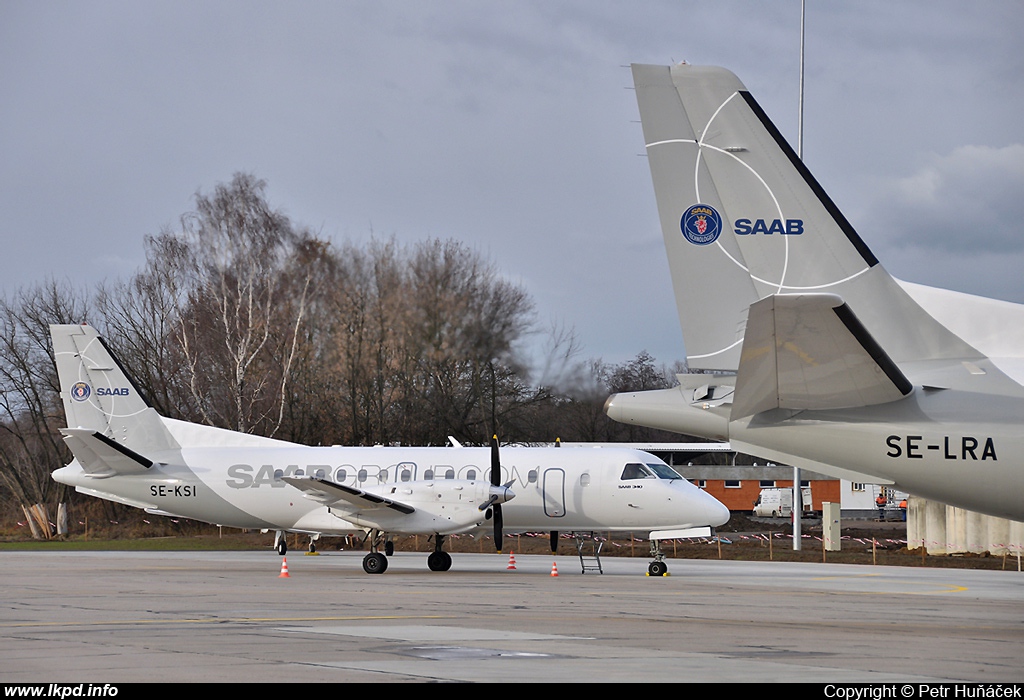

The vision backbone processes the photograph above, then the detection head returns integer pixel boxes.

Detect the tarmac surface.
[2,549,1021,683]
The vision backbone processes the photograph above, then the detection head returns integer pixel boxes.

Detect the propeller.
[491,434,505,552]
[550,440,559,553]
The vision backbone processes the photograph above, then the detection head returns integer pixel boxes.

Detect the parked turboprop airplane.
[50,323,729,574]
[605,63,1024,522]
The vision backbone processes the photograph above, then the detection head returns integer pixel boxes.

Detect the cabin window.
[424,469,434,480]
[580,473,591,487]
[528,469,538,484]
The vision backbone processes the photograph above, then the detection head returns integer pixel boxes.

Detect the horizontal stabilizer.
[61,428,154,478]
[732,294,912,418]
[282,476,416,515]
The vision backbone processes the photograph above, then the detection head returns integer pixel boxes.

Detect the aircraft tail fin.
[630,63,980,371]
[50,324,179,454]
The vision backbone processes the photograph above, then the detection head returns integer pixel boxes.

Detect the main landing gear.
[359,531,454,574]
[427,535,452,572]
[362,529,389,574]
[362,551,388,574]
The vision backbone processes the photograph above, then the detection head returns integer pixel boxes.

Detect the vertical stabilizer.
[631,63,980,370]
[51,324,179,453]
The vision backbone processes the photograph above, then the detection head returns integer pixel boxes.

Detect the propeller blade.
[489,431,501,552]
[490,434,500,487]
[493,503,504,552]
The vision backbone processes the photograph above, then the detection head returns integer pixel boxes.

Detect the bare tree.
[138,173,326,436]
[0,280,88,527]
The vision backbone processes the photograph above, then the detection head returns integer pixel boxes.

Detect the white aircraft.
[606,63,1024,522]
[50,323,729,574]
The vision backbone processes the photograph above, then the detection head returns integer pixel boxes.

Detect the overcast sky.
[2,1,1022,374]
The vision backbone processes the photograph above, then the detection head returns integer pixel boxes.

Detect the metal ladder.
[575,534,604,574]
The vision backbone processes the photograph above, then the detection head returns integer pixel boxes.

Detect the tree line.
[0,173,687,515]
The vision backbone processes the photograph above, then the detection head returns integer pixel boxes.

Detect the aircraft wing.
[282,476,416,515]
[732,294,913,418]
[61,428,155,478]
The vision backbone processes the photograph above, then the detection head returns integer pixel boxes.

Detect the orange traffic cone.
[550,561,559,577]
[279,557,290,578]
[506,551,517,570]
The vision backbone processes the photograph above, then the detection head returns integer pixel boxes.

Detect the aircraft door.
[542,468,566,518]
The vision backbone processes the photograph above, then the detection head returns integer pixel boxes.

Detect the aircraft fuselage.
[53,445,728,535]
[731,384,1024,521]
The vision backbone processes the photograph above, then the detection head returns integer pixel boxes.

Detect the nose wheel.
[647,560,668,576]
[647,538,669,577]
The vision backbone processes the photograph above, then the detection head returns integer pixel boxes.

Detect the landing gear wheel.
[276,538,287,556]
[362,552,388,574]
[384,540,394,557]
[648,560,668,577]
[308,541,316,554]
[427,551,452,572]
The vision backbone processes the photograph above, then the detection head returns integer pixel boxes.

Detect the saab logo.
[734,218,804,235]
[96,387,130,397]
[71,382,91,402]
[680,204,722,245]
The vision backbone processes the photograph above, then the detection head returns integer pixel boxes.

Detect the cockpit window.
[646,462,683,480]
[621,463,655,480]
[620,462,683,480]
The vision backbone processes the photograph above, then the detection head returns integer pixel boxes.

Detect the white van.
[753,487,813,517]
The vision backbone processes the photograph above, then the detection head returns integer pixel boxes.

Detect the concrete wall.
[907,498,1024,555]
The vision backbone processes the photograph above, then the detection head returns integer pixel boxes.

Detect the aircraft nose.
[703,492,730,527]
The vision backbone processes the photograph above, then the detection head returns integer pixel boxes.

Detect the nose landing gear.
[647,539,669,577]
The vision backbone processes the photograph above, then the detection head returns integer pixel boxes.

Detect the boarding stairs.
[575,533,604,574]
